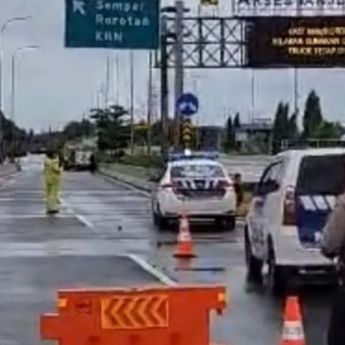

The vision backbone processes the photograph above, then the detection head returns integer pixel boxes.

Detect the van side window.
[256,161,283,196]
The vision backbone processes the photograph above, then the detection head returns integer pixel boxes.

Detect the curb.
[98,168,153,194]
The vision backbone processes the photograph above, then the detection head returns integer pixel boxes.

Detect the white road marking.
[60,197,96,231]
[75,214,94,229]
[128,254,177,286]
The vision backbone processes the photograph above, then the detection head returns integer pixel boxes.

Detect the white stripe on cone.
[178,219,191,242]
[282,321,305,341]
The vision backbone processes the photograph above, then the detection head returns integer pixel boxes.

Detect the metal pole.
[250,70,255,122]
[0,16,31,113]
[0,30,4,115]
[10,52,15,161]
[147,51,153,155]
[0,17,31,161]
[160,15,169,158]
[115,53,120,105]
[0,33,4,161]
[294,0,301,118]
[105,55,110,107]
[174,0,184,149]
[130,50,135,155]
[10,45,38,161]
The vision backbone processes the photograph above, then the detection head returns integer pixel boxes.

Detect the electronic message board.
[246,16,345,67]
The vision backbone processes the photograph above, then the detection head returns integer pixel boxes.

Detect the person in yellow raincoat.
[43,150,62,214]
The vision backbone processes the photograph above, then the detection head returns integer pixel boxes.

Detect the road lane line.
[60,197,96,231]
[128,254,177,286]
[75,214,95,229]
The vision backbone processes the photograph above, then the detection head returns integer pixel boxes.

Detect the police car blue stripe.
[300,196,316,211]
[312,195,329,211]
[299,195,337,212]
[325,195,336,210]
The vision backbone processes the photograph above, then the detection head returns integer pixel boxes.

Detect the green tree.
[316,121,343,139]
[63,120,95,140]
[288,112,299,139]
[272,102,292,153]
[134,120,148,146]
[90,105,130,155]
[303,90,323,138]
[233,113,241,128]
[224,116,235,151]
[272,102,289,143]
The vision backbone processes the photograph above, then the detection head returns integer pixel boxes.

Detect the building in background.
[197,126,224,151]
[234,118,273,154]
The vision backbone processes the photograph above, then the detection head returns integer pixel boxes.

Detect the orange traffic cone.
[280,296,305,345]
[173,214,196,258]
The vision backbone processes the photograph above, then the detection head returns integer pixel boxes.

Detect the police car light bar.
[168,151,219,161]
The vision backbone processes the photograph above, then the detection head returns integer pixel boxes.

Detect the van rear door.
[295,154,345,247]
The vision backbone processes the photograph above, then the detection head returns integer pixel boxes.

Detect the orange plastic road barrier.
[174,214,196,258]
[280,296,305,345]
[41,285,227,345]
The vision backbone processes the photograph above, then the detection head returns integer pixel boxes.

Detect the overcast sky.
[1,0,344,132]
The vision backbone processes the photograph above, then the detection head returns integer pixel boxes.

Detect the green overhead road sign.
[65,0,160,49]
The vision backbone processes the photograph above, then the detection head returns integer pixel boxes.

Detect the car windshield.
[171,164,225,179]
[296,154,345,195]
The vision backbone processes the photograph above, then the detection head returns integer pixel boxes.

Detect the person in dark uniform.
[89,153,97,173]
[233,173,244,208]
[321,193,345,345]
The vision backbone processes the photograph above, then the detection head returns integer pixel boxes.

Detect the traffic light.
[200,0,219,5]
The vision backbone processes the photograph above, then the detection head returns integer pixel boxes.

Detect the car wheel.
[225,215,236,231]
[267,249,285,296]
[244,227,263,283]
[152,204,168,230]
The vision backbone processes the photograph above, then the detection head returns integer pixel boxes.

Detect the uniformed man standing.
[321,194,345,345]
[43,150,62,214]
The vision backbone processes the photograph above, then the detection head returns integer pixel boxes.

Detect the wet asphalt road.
[0,156,335,345]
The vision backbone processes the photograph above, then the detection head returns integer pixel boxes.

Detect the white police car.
[245,148,345,293]
[151,151,236,230]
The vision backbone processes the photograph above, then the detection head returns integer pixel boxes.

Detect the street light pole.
[160,15,169,158]
[10,45,38,161]
[130,50,135,155]
[174,0,184,150]
[0,16,31,162]
[293,68,299,115]
[0,16,31,113]
[147,51,153,155]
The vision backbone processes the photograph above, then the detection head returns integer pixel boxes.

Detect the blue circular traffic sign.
[176,93,199,117]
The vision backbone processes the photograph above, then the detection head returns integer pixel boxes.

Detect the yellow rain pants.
[43,157,62,213]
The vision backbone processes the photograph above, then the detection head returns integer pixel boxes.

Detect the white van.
[245,148,345,293]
